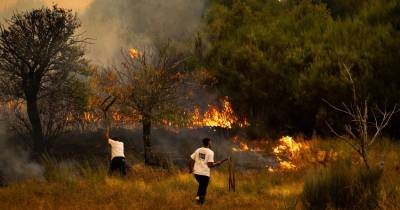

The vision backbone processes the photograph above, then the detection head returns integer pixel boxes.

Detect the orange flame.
[129,48,139,59]
[270,136,305,171]
[273,136,301,157]
[232,141,250,152]
[231,136,265,152]
[62,96,247,130]
[191,97,249,129]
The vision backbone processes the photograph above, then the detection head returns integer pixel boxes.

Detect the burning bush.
[271,136,309,171]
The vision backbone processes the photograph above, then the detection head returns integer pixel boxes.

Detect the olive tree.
[0,6,88,154]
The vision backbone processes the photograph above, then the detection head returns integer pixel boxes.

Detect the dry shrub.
[148,152,176,171]
[41,155,107,184]
[302,159,383,210]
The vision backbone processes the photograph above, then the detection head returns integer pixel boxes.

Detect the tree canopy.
[204,0,400,138]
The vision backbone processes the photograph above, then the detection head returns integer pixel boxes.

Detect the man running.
[189,138,228,204]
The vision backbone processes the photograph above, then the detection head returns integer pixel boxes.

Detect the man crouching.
[104,128,126,177]
[189,138,228,205]
[108,137,126,177]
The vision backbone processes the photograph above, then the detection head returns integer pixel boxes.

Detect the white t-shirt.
[108,138,125,159]
[190,147,214,177]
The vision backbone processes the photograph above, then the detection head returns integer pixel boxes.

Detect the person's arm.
[104,128,110,141]
[207,158,229,168]
[189,151,196,173]
[188,158,195,173]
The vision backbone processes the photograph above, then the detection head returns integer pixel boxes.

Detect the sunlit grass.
[0,139,399,210]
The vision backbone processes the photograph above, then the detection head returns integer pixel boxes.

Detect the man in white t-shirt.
[189,138,228,204]
[107,136,126,177]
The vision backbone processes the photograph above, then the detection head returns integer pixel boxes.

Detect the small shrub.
[326,161,355,208]
[150,152,176,171]
[42,155,108,184]
[42,155,78,183]
[302,170,329,210]
[76,159,107,183]
[302,160,382,210]
[353,167,383,209]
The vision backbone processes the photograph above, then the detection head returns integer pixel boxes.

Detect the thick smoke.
[0,0,207,65]
[82,0,206,65]
[0,123,43,184]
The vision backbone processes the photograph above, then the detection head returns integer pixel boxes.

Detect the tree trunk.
[361,148,370,170]
[143,115,152,165]
[26,93,45,155]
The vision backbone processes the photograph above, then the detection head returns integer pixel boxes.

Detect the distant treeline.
[200,0,400,138]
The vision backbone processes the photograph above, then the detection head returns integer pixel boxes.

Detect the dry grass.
[0,139,399,210]
[0,167,303,210]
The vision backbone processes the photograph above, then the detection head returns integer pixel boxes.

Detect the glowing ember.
[231,136,266,152]
[278,161,297,170]
[129,48,139,59]
[64,111,141,126]
[232,141,250,152]
[66,113,74,122]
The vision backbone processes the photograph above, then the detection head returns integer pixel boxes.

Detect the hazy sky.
[0,0,205,65]
[0,0,94,13]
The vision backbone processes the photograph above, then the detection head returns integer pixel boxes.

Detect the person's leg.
[194,174,202,199]
[109,158,118,176]
[120,157,126,177]
[202,176,210,203]
[197,175,210,204]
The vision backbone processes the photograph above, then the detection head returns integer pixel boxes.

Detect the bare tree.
[115,43,190,165]
[0,6,88,154]
[324,63,399,169]
[87,66,119,140]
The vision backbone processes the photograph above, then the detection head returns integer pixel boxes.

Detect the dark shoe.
[199,196,205,205]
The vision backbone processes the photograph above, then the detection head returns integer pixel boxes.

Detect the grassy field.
[0,139,399,210]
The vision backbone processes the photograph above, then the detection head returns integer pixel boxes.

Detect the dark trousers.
[109,157,126,177]
[194,174,210,204]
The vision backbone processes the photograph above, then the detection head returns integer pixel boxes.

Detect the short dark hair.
[202,138,211,146]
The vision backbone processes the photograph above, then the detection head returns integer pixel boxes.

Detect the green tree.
[205,0,333,137]
[204,0,400,137]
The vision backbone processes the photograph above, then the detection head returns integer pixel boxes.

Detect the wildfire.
[191,97,249,129]
[231,136,265,152]
[64,94,250,130]
[273,136,301,157]
[0,99,24,110]
[65,111,140,125]
[129,48,139,59]
[232,141,250,152]
[270,136,306,171]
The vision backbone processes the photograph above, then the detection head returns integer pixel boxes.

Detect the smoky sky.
[0,0,207,65]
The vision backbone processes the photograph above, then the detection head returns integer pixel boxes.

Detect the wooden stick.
[228,156,231,191]
[228,156,236,192]
[232,157,236,192]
